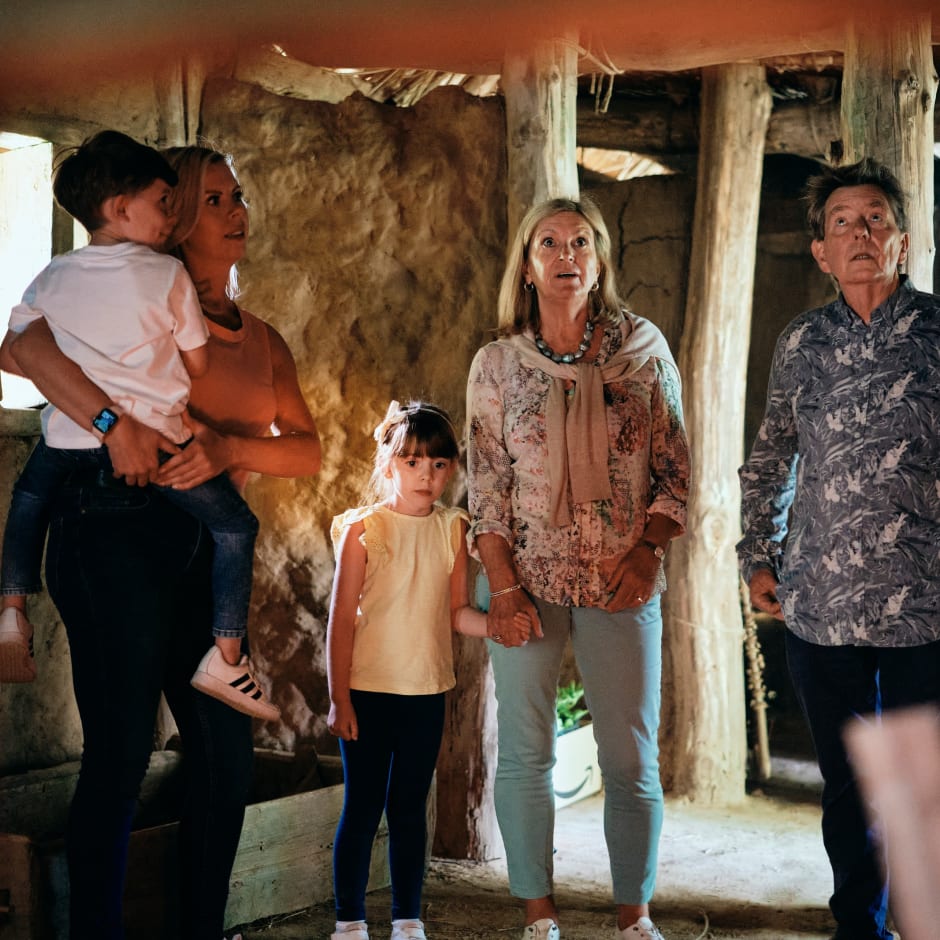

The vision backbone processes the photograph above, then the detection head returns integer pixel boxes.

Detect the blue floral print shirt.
[738,278,940,647]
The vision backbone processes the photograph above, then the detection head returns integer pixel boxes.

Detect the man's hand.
[749,568,784,620]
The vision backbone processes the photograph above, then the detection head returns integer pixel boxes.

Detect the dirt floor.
[234,759,842,940]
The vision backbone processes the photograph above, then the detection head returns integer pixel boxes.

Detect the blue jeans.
[334,690,445,922]
[2,437,259,638]
[46,466,255,940]
[489,595,664,904]
[786,630,940,940]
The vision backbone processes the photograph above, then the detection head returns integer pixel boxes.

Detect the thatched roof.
[1,0,935,99]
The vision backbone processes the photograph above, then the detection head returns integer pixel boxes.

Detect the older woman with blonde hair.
[467,196,689,940]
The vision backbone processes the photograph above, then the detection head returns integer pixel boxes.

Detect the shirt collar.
[834,274,914,326]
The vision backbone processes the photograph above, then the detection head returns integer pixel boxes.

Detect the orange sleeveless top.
[188,309,279,491]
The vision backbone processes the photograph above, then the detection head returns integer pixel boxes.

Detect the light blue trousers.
[489,595,664,904]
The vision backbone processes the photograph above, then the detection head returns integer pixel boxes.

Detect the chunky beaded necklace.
[534,318,596,364]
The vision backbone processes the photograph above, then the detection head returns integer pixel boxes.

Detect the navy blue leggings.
[333,690,445,922]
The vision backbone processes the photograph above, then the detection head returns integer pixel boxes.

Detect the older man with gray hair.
[737,157,940,940]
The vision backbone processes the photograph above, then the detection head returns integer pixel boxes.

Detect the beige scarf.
[496,314,677,528]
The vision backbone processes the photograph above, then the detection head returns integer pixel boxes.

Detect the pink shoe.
[0,608,36,682]
[190,646,280,721]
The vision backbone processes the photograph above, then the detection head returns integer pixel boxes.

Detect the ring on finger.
[492,634,503,642]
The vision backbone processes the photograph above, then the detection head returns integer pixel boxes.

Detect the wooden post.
[432,630,501,860]
[502,35,579,239]
[838,14,937,290]
[434,36,580,862]
[663,63,772,804]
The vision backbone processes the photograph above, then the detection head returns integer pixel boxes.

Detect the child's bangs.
[389,412,458,460]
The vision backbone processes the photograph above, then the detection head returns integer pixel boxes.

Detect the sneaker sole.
[191,671,281,721]
[0,639,36,683]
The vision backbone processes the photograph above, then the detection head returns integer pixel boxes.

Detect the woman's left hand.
[155,412,235,490]
[603,543,661,612]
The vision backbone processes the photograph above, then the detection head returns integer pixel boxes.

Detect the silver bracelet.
[489,583,522,598]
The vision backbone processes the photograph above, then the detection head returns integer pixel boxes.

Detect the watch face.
[92,408,118,435]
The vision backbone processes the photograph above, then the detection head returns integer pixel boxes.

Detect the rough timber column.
[502,36,579,238]
[433,38,580,861]
[663,63,771,803]
[839,14,937,290]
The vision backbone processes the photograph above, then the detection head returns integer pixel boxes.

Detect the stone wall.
[0,72,831,775]
[0,75,508,769]
[198,79,508,754]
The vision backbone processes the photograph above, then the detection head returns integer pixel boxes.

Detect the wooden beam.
[4,0,940,98]
[838,14,937,290]
[663,62,772,804]
[233,45,357,103]
[580,95,936,162]
[502,36,580,239]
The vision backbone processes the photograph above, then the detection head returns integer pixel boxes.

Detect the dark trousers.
[46,470,255,940]
[786,630,940,940]
[333,690,445,922]
[4,436,259,638]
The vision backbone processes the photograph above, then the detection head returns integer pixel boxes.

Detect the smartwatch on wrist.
[91,406,120,438]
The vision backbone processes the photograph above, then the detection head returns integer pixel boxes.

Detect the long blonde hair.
[162,145,241,301]
[496,195,626,336]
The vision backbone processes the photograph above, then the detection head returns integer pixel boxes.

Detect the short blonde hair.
[496,195,626,335]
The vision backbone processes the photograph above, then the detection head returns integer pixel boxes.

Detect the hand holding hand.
[104,415,180,487]
[488,587,542,647]
[155,412,235,490]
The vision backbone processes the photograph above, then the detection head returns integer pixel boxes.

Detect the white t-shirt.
[9,242,208,448]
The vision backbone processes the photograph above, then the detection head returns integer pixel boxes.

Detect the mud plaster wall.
[199,79,508,754]
[0,75,829,774]
[0,78,508,770]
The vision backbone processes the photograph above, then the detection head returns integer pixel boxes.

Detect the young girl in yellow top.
[327,400,530,940]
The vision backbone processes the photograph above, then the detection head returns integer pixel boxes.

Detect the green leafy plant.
[556,681,590,733]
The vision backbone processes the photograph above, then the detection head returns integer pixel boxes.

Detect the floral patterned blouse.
[467,315,689,607]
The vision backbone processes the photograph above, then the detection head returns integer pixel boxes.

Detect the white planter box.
[554,723,602,809]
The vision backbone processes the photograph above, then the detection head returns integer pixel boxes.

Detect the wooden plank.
[0,751,184,840]
[577,96,845,161]
[123,778,391,934]
[0,753,396,938]
[0,833,46,940]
